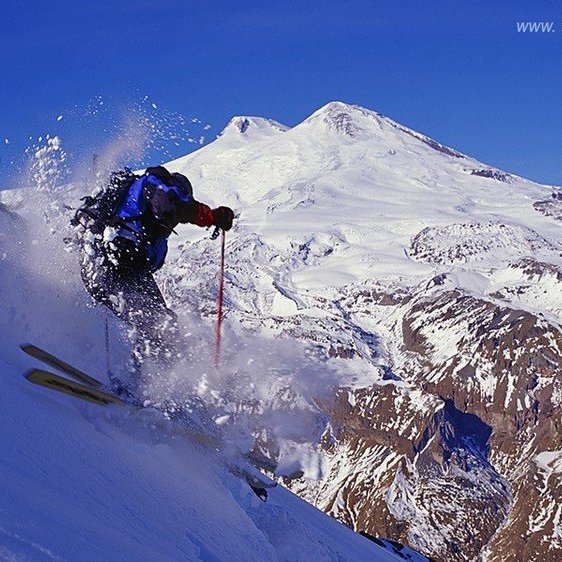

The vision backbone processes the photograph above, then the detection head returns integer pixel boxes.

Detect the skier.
[74,165,234,378]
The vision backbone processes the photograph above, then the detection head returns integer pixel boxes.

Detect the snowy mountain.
[1,100,561,561]
[160,101,562,561]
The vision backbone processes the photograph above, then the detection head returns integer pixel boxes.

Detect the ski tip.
[24,368,51,383]
[23,368,50,386]
[20,343,42,356]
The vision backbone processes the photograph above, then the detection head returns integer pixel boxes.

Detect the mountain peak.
[316,100,362,113]
[300,101,381,138]
[220,116,289,137]
[299,101,466,158]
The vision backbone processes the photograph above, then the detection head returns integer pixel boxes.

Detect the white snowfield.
[0,105,438,561]
[164,102,561,319]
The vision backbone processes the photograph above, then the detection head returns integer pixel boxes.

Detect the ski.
[21,343,103,388]
[25,369,128,406]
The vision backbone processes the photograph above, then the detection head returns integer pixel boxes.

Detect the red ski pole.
[214,228,226,367]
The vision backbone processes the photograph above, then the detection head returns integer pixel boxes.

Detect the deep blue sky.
[1,1,562,185]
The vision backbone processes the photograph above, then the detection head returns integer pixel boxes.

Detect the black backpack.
[71,168,138,235]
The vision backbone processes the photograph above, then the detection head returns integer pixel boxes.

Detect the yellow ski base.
[25,369,126,407]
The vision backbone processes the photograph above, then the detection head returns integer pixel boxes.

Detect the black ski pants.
[81,261,179,365]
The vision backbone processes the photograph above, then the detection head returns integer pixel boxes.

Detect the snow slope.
[1,353,401,561]
[0,183,416,560]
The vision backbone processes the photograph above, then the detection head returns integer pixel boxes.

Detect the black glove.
[213,206,234,231]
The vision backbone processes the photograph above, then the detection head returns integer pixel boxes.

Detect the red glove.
[196,204,234,230]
